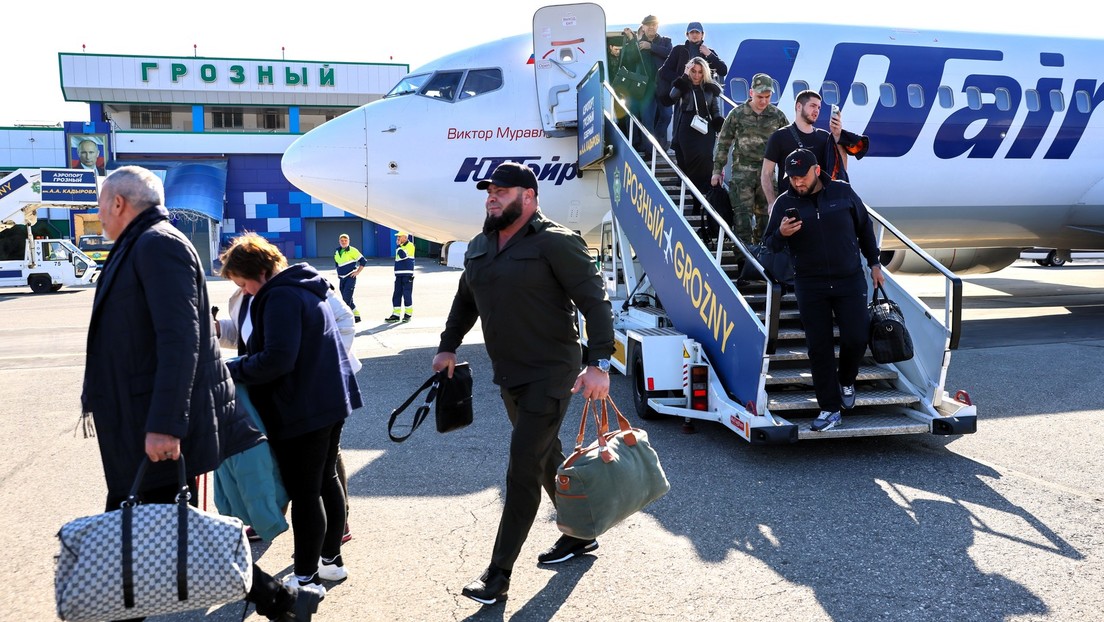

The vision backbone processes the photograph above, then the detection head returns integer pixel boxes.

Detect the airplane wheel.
[1046,251,1066,267]
[631,347,661,420]
[29,275,53,294]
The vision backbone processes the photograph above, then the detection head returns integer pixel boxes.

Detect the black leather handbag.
[868,285,915,364]
[611,37,649,100]
[387,363,474,442]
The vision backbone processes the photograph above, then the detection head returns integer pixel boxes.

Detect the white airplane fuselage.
[282,23,1104,260]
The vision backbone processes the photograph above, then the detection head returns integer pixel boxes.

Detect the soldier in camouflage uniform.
[711,73,789,245]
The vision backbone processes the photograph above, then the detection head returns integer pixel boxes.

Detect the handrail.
[865,205,963,350]
[604,83,783,354]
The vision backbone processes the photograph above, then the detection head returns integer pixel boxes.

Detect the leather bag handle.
[121,457,190,609]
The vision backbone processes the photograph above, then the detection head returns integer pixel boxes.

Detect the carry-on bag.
[555,397,670,540]
[868,285,915,364]
[387,363,474,442]
[55,457,252,621]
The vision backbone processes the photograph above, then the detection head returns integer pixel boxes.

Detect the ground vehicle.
[1,169,100,293]
[77,234,113,264]
[1020,248,1104,267]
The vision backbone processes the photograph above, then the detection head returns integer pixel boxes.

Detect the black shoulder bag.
[387,363,474,442]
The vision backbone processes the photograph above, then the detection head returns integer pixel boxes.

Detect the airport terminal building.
[0,52,416,267]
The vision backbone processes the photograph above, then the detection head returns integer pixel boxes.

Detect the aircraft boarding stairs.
[597,87,975,441]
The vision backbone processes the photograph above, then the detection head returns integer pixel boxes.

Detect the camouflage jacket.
[712,103,790,176]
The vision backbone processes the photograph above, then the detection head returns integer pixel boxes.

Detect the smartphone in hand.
[785,207,801,222]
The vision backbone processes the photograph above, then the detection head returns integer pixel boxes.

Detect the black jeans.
[490,374,575,571]
[270,420,346,577]
[105,478,294,621]
[793,271,871,413]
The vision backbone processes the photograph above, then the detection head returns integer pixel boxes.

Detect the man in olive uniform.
[711,73,790,245]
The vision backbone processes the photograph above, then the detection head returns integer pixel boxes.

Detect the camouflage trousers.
[728,166,770,245]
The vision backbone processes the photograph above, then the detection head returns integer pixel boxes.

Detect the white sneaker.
[282,573,327,597]
[318,557,348,581]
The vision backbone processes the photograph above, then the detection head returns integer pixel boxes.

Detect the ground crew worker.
[385,231,415,323]
[711,73,790,245]
[334,233,368,323]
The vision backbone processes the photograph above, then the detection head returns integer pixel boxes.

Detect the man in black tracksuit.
[762,149,885,431]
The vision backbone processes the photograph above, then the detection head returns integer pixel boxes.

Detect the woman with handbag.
[669,57,723,201]
[220,234,363,596]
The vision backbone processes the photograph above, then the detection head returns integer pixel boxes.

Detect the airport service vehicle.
[1,169,99,293]
[1020,248,1104,267]
[77,234,113,264]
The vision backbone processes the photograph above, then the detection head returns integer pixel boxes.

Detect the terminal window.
[260,109,285,130]
[213,109,244,129]
[130,106,172,129]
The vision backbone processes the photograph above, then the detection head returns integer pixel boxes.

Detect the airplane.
[281,3,1104,275]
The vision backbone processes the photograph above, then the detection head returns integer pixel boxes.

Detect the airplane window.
[878,83,896,107]
[995,88,1012,111]
[792,80,809,99]
[421,71,464,102]
[907,84,924,108]
[1025,89,1041,112]
[1049,89,1065,112]
[460,69,504,100]
[385,73,430,98]
[820,81,840,106]
[729,78,749,103]
[938,86,954,108]
[1074,90,1092,113]
[966,86,982,110]
[851,83,868,106]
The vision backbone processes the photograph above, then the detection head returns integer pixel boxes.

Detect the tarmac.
[2,256,1102,621]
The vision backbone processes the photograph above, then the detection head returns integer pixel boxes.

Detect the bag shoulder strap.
[787,124,805,148]
[388,374,439,442]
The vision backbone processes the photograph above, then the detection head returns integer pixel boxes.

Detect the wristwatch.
[588,359,611,373]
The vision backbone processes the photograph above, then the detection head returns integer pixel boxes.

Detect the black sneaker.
[384,314,401,323]
[840,384,856,410]
[461,566,510,605]
[401,314,412,323]
[537,534,598,564]
[277,588,323,621]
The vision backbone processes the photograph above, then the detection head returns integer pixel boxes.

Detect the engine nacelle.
[880,248,1021,275]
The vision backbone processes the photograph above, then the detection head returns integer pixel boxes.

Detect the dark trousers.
[391,274,413,309]
[654,103,673,151]
[339,275,357,311]
[270,421,346,577]
[490,374,574,571]
[794,272,871,413]
[105,477,294,621]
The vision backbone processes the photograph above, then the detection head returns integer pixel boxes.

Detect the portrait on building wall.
[68,134,109,175]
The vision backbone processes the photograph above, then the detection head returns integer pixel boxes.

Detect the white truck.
[0,169,100,293]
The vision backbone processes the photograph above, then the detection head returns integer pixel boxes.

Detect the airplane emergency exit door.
[532,3,607,137]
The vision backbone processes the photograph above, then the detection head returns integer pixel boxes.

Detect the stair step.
[765,364,897,386]
[768,387,918,411]
[791,410,931,440]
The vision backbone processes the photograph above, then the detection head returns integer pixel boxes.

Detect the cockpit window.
[460,69,504,100]
[421,71,464,101]
[384,73,431,98]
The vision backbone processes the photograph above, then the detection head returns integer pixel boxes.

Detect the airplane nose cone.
[281,108,369,214]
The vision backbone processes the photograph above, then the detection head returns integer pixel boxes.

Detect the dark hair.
[219,232,288,281]
[795,89,823,106]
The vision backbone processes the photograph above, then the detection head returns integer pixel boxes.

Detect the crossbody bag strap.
[388,375,438,442]
[787,124,805,148]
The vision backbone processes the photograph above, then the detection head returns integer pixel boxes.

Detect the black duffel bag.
[868,285,914,364]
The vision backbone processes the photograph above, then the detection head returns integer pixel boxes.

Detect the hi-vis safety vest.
[335,246,365,277]
[394,241,415,275]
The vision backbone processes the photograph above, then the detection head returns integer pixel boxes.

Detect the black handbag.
[739,242,794,286]
[387,363,474,442]
[868,285,915,363]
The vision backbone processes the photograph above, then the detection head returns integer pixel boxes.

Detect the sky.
[1,0,1098,126]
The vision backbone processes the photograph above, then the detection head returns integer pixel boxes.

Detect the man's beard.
[483,195,524,233]
[800,108,818,126]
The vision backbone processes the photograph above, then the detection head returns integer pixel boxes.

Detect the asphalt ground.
[2,257,1102,622]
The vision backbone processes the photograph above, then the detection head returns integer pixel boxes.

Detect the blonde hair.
[219,232,288,281]
[685,57,713,84]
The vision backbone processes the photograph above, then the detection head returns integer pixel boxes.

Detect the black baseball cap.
[784,149,818,177]
[476,162,539,194]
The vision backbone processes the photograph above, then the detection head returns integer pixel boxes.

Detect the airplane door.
[533,3,607,137]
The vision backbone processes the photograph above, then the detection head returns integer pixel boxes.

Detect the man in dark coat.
[82,165,232,508]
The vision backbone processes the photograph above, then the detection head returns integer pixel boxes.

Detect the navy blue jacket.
[763,173,881,281]
[82,206,235,497]
[226,263,362,440]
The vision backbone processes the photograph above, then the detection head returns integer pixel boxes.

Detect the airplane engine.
[880,248,1021,275]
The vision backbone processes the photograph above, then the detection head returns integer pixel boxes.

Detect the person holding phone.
[762,149,885,432]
